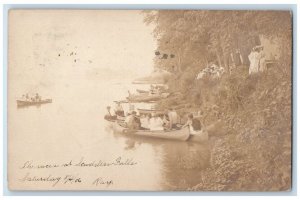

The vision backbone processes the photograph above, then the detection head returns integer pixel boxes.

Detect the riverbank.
[156,64,291,191]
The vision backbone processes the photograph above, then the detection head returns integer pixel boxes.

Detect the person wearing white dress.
[149,114,164,131]
[258,47,266,72]
[140,114,151,129]
[248,48,260,75]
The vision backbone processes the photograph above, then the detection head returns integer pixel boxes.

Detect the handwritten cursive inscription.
[92,177,113,187]
[20,160,60,169]
[75,156,137,167]
[17,156,137,187]
[19,173,62,187]
[19,156,137,170]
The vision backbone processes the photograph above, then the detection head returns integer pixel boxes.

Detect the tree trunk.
[204,55,209,67]
[223,54,230,73]
[216,52,222,67]
[178,56,182,72]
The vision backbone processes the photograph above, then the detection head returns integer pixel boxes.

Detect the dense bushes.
[189,65,291,191]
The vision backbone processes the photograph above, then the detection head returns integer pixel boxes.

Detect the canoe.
[126,93,169,103]
[113,100,129,104]
[126,94,160,102]
[112,122,190,141]
[136,89,167,94]
[137,108,165,115]
[188,130,209,143]
[136,89,149,94]
[16,99,52,107]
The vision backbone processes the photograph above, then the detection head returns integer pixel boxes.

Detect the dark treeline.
[144,10,292,191]
[144,10,291,72]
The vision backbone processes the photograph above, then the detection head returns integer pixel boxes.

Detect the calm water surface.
[10,75,211,190]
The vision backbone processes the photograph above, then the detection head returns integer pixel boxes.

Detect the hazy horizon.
[9,10,157,97]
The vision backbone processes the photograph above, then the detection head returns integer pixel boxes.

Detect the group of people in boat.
[105,101,203,134]
[20,93,42,102]
[135,108,180,131]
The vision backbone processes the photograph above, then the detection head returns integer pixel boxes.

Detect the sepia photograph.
[7,9,292,191]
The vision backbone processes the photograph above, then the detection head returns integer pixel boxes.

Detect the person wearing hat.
[104,106,117,121]
[114,102,125,117]
[125,111,141,130]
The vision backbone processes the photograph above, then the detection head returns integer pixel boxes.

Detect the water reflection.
[107,120,211,190]
[11,79,211,190]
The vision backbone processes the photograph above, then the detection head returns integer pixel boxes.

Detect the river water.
[8,73,211,191]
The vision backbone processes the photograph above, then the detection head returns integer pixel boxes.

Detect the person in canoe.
[140,114,151,130]
[162,114,171,130]
[183,114,208,140]
[114,102,125,117]
[35,93,41,102]
[168,108,179,130]
[125,111,142,130]
[25,93,30,101]
[104,106,117,121]
[183,114,201,132]
[149,113,164,131]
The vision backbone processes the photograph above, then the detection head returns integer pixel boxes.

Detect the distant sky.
[9,10,157,88]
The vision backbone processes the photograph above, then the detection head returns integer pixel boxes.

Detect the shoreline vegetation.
[143,11,292,191]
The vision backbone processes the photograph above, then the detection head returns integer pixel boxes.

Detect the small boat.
[112,122,190,141]
[136,88,168,94]
[16,99,52,107]
[188,130,209,143]
[136,89,149,94]
[126,93,169,103]
[113,100,129,104]
[137,108,165,115]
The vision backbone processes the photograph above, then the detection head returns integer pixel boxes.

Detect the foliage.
[143,10,291,72]
[185,66,292,191]
[143,10,292,191]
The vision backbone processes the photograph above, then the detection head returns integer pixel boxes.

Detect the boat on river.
[136,89,149,94]
[126,93,169,103]
[137,108,165,115]
[16,99,52,107]
[188,130,209,143]
[112,122,190,141]
[136,89,167,94]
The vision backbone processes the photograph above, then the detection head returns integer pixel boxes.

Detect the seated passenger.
[162,114,170,130]
[125,111,141,130]
[149,114,164,131]
[25,93,29,101]
[183,114,202,134]
[35,93,41,102]
[114,102,125,117]
[131,111,141,130]
[104,106,117,121]
[168,108,179,129]
[140,114,151,130]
